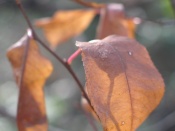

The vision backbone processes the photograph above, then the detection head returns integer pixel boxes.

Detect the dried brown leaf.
[7,34,53,131]
[96,4,141,39]
[35,9,96,48]
[77,35,165,131]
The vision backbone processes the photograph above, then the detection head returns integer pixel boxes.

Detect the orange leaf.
[35,9,96,48]
[77,35,164,131]
[7,34,53,131]
[96,4,141,39]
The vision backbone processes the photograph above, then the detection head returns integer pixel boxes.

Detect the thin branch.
[72,0,104,8]
[15,0,35,32]
[36,38,92,107]
[15,0,100,122]
[36,32,95,120]
[68,48,81,65]
[34,36,66,66]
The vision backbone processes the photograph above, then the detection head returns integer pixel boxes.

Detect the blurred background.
[0,0,175,131]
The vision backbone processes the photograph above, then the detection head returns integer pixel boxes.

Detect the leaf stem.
[15,0,100,123]
[67,48,81,65]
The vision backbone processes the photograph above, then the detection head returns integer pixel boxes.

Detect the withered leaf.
[35,9,96,48]
[96,3,140,39]
[77,35,164,131]
[7,34,53,131]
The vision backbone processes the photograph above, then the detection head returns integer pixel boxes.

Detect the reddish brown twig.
[15,0,100,128]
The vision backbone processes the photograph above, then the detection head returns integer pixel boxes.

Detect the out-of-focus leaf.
[7,34,53,131]
[96,4,140,39]
[77,35,164,131]
[35,9,96,48]
[160,0,174,18]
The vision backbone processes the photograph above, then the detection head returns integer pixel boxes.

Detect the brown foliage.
[4,1,166,131]
[35,9,96,48]
[77,35,164,131]
[96,4,140,39]
[7,34,53,131]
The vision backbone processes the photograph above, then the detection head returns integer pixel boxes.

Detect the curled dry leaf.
[96,3,141,39]
[35,9,96,48]
[7,34,53,131]
[77,35,164,131]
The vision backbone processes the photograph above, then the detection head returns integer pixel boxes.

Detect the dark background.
[0,0,175,131]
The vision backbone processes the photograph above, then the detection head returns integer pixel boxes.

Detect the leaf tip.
[35,17,51,27]
[75,41,87,48]
[107,3,124,11]
[27,29,33,38]
[6,34,28,56]
[133,17,142,25]
[76,39,101,49]
[88,39,101,43]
